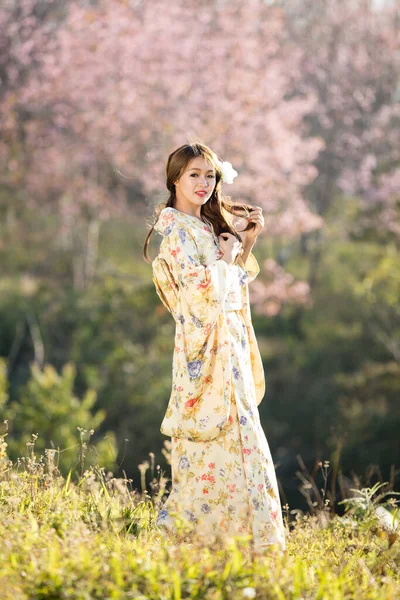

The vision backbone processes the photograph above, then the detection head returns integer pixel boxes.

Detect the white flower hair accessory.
[217,160,238,184]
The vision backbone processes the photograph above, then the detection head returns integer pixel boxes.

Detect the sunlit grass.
[0,425,399,599]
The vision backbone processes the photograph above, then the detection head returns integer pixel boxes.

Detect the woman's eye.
[190,174,215,178]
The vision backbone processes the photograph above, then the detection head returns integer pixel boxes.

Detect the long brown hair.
[143,142,256,262]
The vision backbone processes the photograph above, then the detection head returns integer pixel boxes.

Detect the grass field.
[1,429,399,600]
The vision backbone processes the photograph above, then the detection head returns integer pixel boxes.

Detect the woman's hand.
[234,206,265,264]
[243,205,265,240]
[218,232,243,265]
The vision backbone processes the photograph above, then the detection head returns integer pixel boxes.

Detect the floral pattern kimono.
[152,206,286,554]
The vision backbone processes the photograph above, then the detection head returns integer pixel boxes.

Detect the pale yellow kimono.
[152,206,286,553]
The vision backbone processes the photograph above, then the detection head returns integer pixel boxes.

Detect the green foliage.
[338,481,400,520]
[68,275,174,463]
[1,196,400,507]
[251,201,400,505]
[4,361,117,475]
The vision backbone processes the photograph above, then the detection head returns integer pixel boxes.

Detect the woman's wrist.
[241,236,257,264]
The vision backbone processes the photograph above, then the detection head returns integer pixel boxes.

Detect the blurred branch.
[7,320,26,377]
[26,311,44,369]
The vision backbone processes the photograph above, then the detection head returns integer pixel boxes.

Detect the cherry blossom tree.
[279,0,400,289]
[0,0,65,199]
[2,0,324,294]
[5,0,398,313]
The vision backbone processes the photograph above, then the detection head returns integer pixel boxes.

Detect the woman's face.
[174,155,217,210]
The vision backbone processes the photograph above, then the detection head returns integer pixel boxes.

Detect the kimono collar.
[154,206,212,237]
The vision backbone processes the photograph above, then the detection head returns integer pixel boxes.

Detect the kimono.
[152,206,286,554]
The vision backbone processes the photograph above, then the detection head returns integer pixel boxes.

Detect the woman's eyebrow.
[188,168,215,172]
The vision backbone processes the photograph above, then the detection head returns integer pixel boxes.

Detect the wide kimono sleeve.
[161,224,236,330]
[236,249,266,407]
[156,223,235,442]
[236,251,260,283]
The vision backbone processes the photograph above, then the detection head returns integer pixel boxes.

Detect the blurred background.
[0,0,399,511]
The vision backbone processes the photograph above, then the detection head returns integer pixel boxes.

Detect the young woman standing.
[144,143,286,556]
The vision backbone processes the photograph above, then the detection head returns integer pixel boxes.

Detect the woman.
[143,142,286,555]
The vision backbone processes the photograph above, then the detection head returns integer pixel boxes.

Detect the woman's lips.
[195,192,207,196]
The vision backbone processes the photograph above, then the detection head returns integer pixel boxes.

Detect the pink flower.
[204,324,212,337]
[198,280,210,290]
[184,397,198,409]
